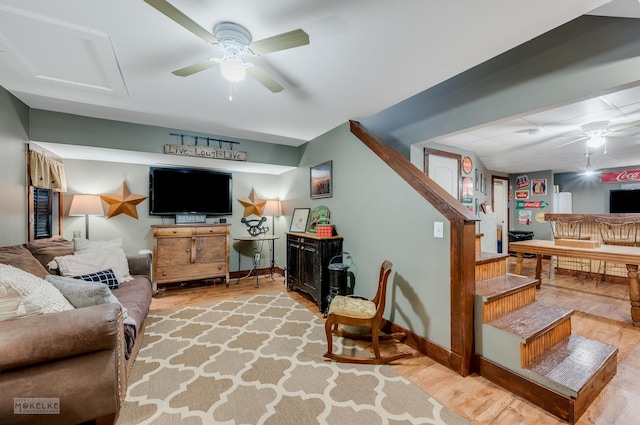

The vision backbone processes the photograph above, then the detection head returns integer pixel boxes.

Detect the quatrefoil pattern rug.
[116,292,468,425]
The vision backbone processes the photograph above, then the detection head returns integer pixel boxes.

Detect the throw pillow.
[0,264,74,321]
[72,268,119,289]
[46,275,136,327]
[25,238,74,271]
[0,245,49,279]
[74,237,123,252]
[49,247,132,284]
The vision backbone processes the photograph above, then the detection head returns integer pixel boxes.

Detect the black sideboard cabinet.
[286,232,343,312]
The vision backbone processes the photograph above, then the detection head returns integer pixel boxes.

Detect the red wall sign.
[600,169,640,183]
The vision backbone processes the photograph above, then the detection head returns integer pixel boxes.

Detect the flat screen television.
[609,189,640,213]
[149,167,232,216]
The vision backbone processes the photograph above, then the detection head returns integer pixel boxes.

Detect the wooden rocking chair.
[323,260,411,364]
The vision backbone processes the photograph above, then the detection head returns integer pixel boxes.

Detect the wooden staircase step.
[476,273,539,302]
[525,334,618,399]
[476,252,510,280]
[487,301,573,343]
[476,251,510,264]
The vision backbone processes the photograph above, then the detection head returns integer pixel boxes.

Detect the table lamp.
[69,194,104,239]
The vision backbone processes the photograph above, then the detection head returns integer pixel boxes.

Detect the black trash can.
[324,255,350,315]
[508,230,535,257]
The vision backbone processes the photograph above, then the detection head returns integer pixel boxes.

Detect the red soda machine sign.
[600,169,640,183]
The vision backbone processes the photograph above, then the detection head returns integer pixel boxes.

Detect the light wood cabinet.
[152,224,230,287]
[286,232,343,312]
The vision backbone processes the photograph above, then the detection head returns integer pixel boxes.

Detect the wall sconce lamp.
[69,194,104,239]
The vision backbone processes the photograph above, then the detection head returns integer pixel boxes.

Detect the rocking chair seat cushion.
[329,295,376,318]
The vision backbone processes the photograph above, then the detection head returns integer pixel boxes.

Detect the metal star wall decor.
[100,181,147,219]
[237,188,267,217]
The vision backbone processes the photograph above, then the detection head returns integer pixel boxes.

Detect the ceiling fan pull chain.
[229,82,233,101]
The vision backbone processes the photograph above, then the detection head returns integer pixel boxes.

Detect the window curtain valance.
[29,150,67,192]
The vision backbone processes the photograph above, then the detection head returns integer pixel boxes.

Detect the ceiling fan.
[552,119,640,150]
[144,0,310,93]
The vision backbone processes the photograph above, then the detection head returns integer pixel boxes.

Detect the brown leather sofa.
[0,240,153,425]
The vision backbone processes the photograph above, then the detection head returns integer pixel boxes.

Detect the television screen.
[609,189,640,213]
[149,167,232,216]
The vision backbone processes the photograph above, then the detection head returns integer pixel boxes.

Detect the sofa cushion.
[112,276,152,336]
[47,274,139,359]
[0,245,49,279]
[25,238,74,271]
[72,268,119,289]
[0,264,74,321]
[50,248,132,284]
[46,275,136,328]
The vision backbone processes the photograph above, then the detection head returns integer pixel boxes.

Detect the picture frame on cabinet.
[310,161,332,199]
[290,208,311,232]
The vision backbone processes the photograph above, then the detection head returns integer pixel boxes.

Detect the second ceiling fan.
[552,119,640,150]
[144,0,310,93]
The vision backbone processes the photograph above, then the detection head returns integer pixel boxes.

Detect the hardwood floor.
[149,260,640,425]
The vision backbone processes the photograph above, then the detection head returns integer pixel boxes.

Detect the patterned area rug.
[116,292,468,425]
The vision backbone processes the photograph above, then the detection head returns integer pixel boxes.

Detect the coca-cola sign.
[600,169,640,183]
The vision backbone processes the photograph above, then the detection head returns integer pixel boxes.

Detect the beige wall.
[62,159,283,273]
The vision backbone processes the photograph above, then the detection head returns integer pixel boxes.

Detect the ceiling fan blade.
[247,67,284,93]
[172,59,219,77]
[608,119,640,132]
[250,29,309,55]
[551,135,588,149]
[144,0,218,45]
[605,130,640,138]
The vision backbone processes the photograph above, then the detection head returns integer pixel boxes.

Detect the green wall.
[281,123,452,347]
[555,167,640,214]
[29,109,299,168]
[0,87,29,245]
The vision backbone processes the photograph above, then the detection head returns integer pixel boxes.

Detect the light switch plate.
[434,221,444,238]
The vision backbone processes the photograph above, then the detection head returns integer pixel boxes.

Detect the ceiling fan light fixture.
[587,132,606,148]
[219,56,246,82]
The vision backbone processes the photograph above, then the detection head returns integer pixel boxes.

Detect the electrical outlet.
[254,252,261,263]
[434,221,444,238]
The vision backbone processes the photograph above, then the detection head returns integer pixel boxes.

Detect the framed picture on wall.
[475,169,480,190]
[463,156,473,174]
[290,208,310,232]
[310,161,332,199]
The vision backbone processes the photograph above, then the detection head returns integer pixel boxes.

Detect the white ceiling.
[0,0,637,174]
[420,85,640,175]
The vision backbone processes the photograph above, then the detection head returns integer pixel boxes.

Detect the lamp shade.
[263,200,282,216]
[69,195,104,216]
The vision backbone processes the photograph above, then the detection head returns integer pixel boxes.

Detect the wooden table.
[510,239,640,326]
[233,235,279,287]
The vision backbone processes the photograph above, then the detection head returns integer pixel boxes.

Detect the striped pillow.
[72,268,119,289]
